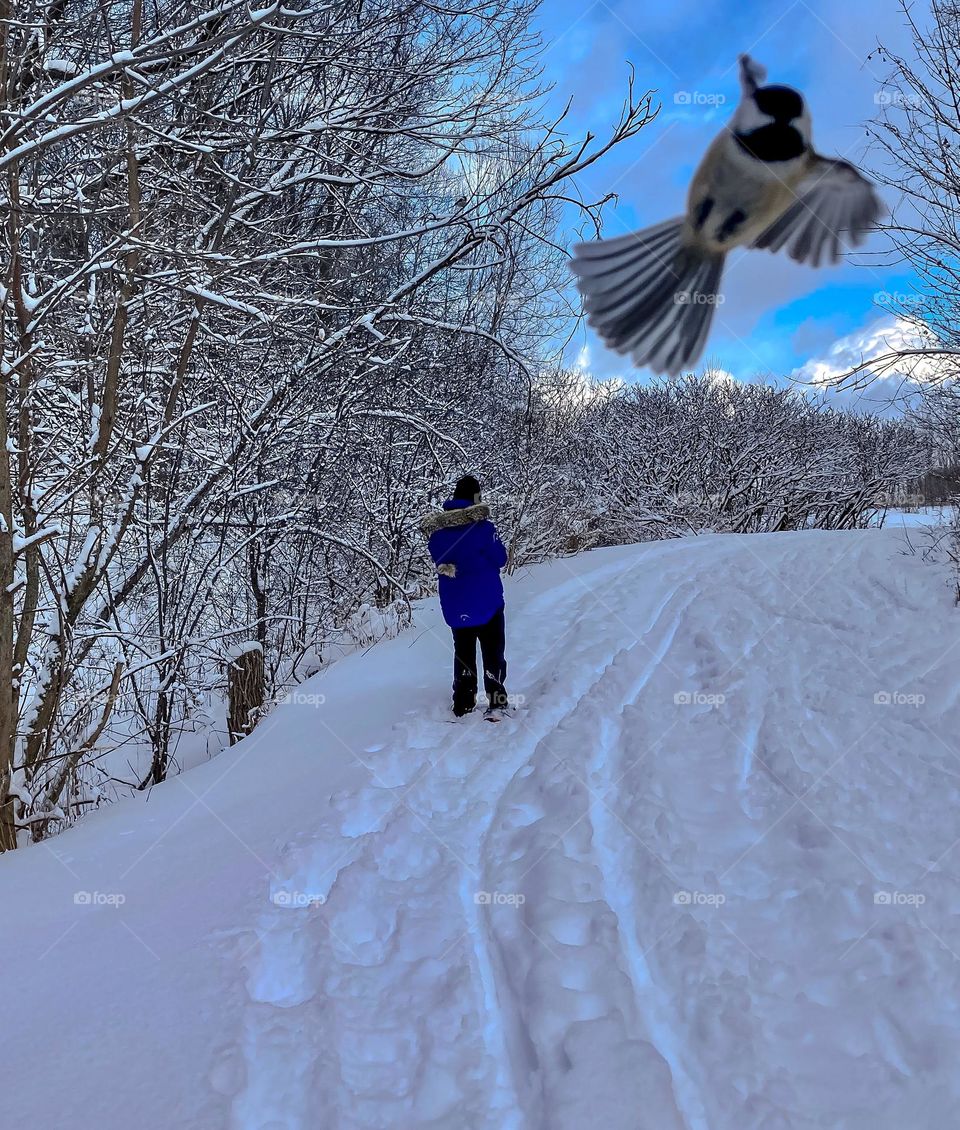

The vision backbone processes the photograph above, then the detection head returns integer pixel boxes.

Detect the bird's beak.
[738,54,768,97]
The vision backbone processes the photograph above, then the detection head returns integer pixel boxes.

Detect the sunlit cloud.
[703,366,737,387]
[791,316,947,387]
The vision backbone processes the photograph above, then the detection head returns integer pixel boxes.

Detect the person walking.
[421,475,510,719]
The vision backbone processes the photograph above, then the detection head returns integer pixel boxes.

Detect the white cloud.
[791,316,947,388]
[703,366,736,387]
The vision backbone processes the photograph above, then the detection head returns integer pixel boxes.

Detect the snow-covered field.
[878,506,951,529]
[4,528,960,1129]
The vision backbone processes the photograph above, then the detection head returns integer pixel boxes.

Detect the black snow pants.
[451,606,507,712]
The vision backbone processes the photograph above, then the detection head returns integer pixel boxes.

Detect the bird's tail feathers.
[570,218,725,376]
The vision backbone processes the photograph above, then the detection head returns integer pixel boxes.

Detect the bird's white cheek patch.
[733,102,775,134]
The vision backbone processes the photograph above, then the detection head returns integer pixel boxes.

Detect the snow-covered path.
[3,529,960,1129]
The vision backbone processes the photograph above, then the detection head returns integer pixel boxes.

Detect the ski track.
[476,576,700,1130]
[215,531,960,1129]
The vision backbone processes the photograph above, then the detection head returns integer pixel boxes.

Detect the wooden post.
[227,643,264,745]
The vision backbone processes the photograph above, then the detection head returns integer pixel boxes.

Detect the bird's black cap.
[754,84,804,122]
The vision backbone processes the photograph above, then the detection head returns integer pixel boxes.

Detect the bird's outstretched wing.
[752,156,883,268]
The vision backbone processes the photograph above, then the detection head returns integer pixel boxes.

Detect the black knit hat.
[453,474,481,501]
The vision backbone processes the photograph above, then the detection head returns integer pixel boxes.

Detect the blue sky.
[533,0,925,407]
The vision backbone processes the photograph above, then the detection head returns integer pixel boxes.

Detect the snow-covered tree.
[0,0,652,845]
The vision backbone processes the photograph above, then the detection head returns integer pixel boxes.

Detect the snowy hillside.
[3,528,959,1129]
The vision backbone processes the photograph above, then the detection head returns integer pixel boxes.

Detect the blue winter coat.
[425,499,507,628]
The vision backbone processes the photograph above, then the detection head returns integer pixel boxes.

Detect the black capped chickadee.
[570,55,883,375]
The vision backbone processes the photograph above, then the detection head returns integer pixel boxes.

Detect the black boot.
[452,695,476,718]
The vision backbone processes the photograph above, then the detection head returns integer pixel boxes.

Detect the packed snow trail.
[2,528,959,1129]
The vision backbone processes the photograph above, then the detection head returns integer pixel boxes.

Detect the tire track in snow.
[451,581,687,1127]
[586,582,710,1130]
[473,577,702,1128]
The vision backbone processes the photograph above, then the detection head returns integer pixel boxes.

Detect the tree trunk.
[227,645,264,745]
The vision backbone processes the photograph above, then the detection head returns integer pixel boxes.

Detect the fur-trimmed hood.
[420,502,490,538]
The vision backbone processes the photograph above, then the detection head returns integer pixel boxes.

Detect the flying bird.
[570,55,883,376]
